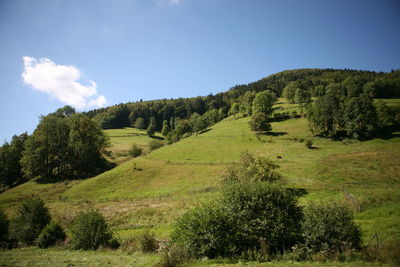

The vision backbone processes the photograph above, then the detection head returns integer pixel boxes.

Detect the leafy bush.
[157,243,191,267]
[70,210,112,250]
[172,201,235,258]
[0,208,9,242]
[9,197,51,245]
[37,221,66,248]
[223,151,282,183]
[302,202,361,254]
[138,231,158,252]
[249,112,271,133]
[172,182,302,259]
[148,140,164,151]
[222,182,303,256]
[129,144,142,157]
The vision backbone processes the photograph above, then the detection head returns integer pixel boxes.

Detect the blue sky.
[0,0,399,142]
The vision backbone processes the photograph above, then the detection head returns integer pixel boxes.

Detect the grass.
[0,98,399,266]
[0,247,158,267]
[104,127,164,164]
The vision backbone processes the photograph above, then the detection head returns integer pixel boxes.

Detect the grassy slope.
[0,99,399,265]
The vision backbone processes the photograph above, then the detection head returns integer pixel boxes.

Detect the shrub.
[37,221,66,248]
[9,197,51,245]
[138,231,158,252]
[70,210,112,250]
[157,243,191,267]
[302,202,361,254]
[148,140,164,151]
[222,182,303,256]
[305,139,313,149]
[223,151,282,183]
[249,112,271,133]
[172,182,302,259]
[129,144,142,157]
[0,209,9,242]
[172,201,236,259]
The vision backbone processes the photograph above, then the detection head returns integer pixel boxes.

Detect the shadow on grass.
[265,131,288,137]
[149,135,165,140]
[287,187,308,197]
[35,161,117,184]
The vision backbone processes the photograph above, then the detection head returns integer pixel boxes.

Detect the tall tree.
[252,90,277,116]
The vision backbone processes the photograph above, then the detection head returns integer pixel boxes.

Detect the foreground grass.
[0,248,393,267]
[0,248,158,267]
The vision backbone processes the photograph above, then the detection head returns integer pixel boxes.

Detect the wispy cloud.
[168,0,181,5]
[22,57,106,109]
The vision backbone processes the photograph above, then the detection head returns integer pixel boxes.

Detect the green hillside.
[1,98,399,266]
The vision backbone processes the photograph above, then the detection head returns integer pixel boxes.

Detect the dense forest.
[1,68,399,190]
[85,68,400,133]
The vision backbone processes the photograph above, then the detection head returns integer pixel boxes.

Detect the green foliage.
[252,90,277,116]
[189,113,208,133]
[10,197,51,245]
[249,112,272,133]
[148,140,164,151]
[228,102,240,117]
[157,244,191,267]
[343,94,378,139]
[37,221,66,248]
[0,132,28,187]
[146,117,157,136]
[173,182,302,259]
[137,231,158,252]
[70,210,112,250]
[221,182,303,255]
[21,111,109,179]
[223,151,282,183]
[282,81,300,103]
[172,200,235,258]
[302,202,361,253]
[161,120,171,136]
[375,100,395,129]
[134,117,146,129]
[0,208,9,242]
[129,144,143,157]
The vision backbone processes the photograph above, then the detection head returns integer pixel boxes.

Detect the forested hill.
[84,68,400,131]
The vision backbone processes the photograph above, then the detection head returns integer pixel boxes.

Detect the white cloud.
[22,56,107,109]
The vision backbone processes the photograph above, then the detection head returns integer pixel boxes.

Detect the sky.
[0,0,399,142]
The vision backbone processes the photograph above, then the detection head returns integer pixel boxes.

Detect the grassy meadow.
[0,98,399,266]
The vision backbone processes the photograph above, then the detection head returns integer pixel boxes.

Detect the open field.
[104,127,165,164]
[0,99,399,266]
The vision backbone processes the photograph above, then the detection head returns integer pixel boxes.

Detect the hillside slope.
[0,99,399,244]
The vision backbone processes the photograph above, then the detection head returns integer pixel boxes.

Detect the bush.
[138,231,158,252]
[9,197,51,245]
[70,210,112,250]
[173,182,302,259]
[157,243,191,267]
[129,144,142,157]
[37,221,66,248]
[172,201,235,259]
[0,209,9,242]
[302,202,361,254]
[249,112,271,133]
[305,139,313,149]
[148,140,164,151]
[223,151,282,183]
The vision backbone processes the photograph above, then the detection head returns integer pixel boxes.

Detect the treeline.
[84,68,400,135]
[0,106,110,190]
